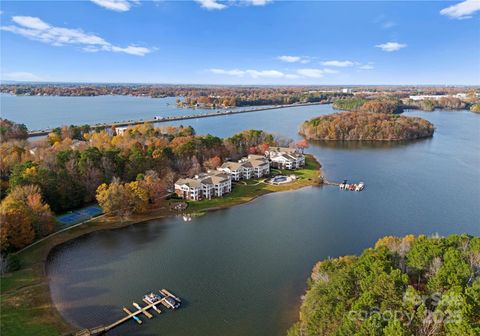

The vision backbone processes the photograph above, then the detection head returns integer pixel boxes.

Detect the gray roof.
[251,160,269,168]
[221,161,243,170]
[176,178,202,188]
[270,147,298,154]
[247,154,266,160]
[205,171,230,184]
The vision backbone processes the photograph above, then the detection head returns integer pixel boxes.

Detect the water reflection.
[309,137,433,150]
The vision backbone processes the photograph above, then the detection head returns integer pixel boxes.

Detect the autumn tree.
[203,156,222,170]
[7,184,55,237]
[0,184,54,251]
[470,103,480,113]
[0,198,35,250]
[96,178,149,217]
[295,139,309,153]
[0,119,28,142]
[138,170,165,207]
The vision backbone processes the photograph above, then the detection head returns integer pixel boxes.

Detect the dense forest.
[0,119,290,251]
[405,96,469,112]
[289,234,480,336]
[333,97,403,114]
[0,119,28,142]
[299,112,434,141]
[333,93,479,113]
[178,91,347,108]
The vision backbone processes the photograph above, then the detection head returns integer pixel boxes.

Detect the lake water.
[0,94,237,131]
[6,96,478,335]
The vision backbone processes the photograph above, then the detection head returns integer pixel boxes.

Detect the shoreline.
[1,155,322,336]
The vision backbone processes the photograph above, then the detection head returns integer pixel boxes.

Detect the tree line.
[333,97,404,114]
[179,92,348,108]
[405,96,476,112]
[0,120,292,251]
[289,234,480,336]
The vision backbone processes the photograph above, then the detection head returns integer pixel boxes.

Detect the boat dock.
[323,178,365,192]
[74,289,181,336]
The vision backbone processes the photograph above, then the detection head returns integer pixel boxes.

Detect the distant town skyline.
[1,0,479,85]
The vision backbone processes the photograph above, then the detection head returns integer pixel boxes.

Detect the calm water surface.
[0,94,237,130]
[11,98,476,335]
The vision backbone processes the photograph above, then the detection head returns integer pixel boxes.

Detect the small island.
[289,234,480,336]
[299,112,434,141]
[333,97,403,114]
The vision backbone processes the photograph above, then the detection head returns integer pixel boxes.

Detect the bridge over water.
[27,102,325,137]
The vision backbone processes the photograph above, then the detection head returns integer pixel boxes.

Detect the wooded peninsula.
[289,234,480,336]
[0,119,317,254]
[299,112,435,141]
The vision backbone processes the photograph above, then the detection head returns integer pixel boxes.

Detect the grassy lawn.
[1,284,61,336]
[0,154,321,336]
[1,252,68,336]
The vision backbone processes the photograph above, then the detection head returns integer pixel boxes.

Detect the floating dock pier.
[323,178,366,192]
[75,289,181,336]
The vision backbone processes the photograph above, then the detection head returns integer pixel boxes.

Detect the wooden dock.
[160,289,182,302]
[74,289,181,336]
[323,178,365,191]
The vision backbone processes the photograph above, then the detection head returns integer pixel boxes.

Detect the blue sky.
[1,0,479,85]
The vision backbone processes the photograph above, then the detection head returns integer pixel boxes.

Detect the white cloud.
[322,68,339,74]
[210,68,246,76]
[2,72,41,82]
[210,68,285,78]
[358,64,374,70]
[246,69,284,78]
[245,0,272,6]
[90,0,135,12]
[110,45,151,56]
[278,55,301,63]
[321,60,354,67]
[375,42,407,52]
[440,0,480,19]
[12,16,50,30]
[296,68,324,78]
[277,55,310,64]
[196,0,273,10]
[1,16,151,56]
[195,0,227,10]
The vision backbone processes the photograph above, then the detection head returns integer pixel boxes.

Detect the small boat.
[159,290,181,309]
[144,292,162,304]
[161,289,182,303]
[356,182,365,191]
